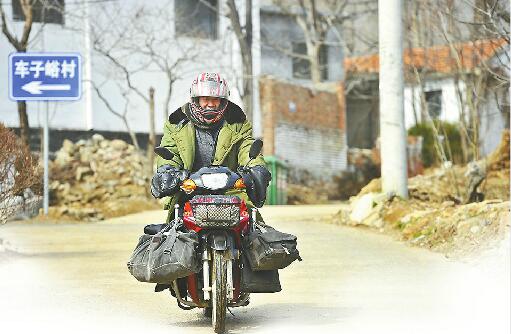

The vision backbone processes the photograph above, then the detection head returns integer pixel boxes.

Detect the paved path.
[0,204,508,334]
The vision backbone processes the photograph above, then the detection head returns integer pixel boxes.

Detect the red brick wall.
[259,77,348,177]
[260,77,346,155]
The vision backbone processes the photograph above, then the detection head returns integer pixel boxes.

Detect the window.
[12,0,65,25]
[175,0,218,40]
[292,42,328,81]
[425,90,442,119]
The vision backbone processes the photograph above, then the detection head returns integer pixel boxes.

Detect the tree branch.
[19,0,33,49]
[0,1,21,50]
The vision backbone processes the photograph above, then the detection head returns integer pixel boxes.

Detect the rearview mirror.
[154,146,174,161]
[249,139,263,160]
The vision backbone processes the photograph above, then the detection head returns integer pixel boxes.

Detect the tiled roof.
[344,38,508,74]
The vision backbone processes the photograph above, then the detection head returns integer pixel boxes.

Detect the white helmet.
[189,72,230,125]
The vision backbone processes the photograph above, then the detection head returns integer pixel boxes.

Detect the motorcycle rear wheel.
[212,250,227,333]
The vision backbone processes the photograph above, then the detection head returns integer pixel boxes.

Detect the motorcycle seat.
[144,223,166,235]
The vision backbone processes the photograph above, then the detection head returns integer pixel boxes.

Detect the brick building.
[259,76,347,181]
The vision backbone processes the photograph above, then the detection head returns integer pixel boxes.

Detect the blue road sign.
[9,52,82,101]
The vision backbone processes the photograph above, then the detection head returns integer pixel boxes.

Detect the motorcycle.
[153,140,266,333]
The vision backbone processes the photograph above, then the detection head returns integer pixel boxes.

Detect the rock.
[117,166,126,175]
[135,179,146,186]
[111,139,128,151]
[62,139,74,153]
[48,136,155,221]
[54,150,73,167]
[470,225,481,234]
[99,140,109,149]
[358,178,381,196]
[75,166,93,181]
[372,192,390,205]
[79,147,95,163]
[362,210,384,228]
[480,219,492,226]
[105,179,119,188]
[441,200,455,208]
[50,180,60,190]
[120,177,132,185]
[349,193,377,223]
[59,183,71,197]
[411,235,426,244]
[400,210,430,225]
[58,206,69,216]
[91,134,105,145]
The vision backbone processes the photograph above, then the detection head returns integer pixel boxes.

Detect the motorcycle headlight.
[201,173,229,190]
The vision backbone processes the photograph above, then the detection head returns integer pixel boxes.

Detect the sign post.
[9,53,82,215]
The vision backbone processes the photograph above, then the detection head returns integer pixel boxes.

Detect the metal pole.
[251,0,262,138]
[41,17,50,215]
[378,0,408,198]
[43,102,49,214]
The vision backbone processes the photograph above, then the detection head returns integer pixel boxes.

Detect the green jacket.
[157,102,266,222]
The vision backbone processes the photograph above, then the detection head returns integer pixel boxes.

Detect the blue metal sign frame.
[8,52,82,101]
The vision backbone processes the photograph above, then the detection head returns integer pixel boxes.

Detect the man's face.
[198,96,221,110]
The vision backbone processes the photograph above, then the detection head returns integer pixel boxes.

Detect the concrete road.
[0,204,509,334]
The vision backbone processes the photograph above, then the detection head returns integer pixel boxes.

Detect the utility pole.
[378,0,408,198]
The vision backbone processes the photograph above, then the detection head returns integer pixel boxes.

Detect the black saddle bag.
[240,253,281,293]
[127,224,200,284]
[242,224,302,271]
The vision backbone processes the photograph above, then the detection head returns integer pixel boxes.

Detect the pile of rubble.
[333,131,510,257]
[332,148,380,200]
[287,184,330,205]
[46,135,159,221]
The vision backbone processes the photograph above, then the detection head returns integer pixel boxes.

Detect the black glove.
[150,165,189,199]
[240,165,272,208]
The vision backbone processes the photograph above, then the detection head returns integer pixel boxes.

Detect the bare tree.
[226,0,254,120]
[265,0,368,85]
[89,2,201,151]
[436,0,508,160]
[0,0,69,147]
[400,0,509,162]
[0,0,33,147]
[92,80,141,149]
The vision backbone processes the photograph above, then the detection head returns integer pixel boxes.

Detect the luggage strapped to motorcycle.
[127,219,201,284]
[242,221,302,272]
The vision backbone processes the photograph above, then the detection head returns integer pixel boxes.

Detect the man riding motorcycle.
[150,73,271,298]
[151,71,272,240]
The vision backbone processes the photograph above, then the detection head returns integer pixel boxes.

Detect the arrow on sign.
[21,81,71,95]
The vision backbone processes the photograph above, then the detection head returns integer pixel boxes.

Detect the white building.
[0,0,249,136]
[344,39,510,158]
[0,0,345,136]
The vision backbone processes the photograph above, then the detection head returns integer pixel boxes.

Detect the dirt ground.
[332,131,510,258]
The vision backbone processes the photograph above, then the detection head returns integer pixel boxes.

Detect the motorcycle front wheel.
[212,250,227,333]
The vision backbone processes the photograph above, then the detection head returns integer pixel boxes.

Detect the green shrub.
[408,121,463,167]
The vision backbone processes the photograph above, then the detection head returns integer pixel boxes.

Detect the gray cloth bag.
[242,224,302,271]
[127,226,200,283]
